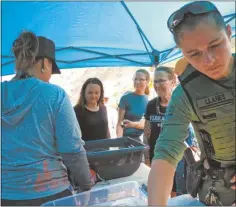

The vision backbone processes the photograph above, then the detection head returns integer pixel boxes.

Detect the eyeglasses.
[133,78,147,82]
[154,79,169,84]
[167,1,219,32]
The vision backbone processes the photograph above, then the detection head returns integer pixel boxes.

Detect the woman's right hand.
[122,119,135,128]
[122,119,130,125]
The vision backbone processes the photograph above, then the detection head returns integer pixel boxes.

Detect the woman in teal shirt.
[117,69,150,141]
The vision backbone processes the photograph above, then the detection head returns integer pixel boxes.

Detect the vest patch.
[205,94,225,105]
[197,92,234,111]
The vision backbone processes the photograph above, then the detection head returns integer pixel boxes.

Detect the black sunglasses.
[167,1,220,32]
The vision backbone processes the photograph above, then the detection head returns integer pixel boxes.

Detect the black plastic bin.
[84,137,148,180]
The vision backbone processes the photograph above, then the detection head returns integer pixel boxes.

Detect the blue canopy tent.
[1,1,235,76]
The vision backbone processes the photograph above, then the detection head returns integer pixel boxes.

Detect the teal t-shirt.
[119,92,148,138]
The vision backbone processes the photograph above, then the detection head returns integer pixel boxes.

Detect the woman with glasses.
[144,66,197,197]
[116,69,150,141]
[144,66,177,167]
[148,1,235,206]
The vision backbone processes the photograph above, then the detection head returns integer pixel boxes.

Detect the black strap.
[180,70,201,87]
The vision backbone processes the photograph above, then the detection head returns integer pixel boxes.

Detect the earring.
[41,68,45,72]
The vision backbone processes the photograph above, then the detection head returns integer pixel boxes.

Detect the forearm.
[116,124,123,137]
[61,150,92,191]
[148,159,176,206]
[132,119,145,130]
[117,107,125,137]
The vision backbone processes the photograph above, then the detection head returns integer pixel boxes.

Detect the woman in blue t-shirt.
[116,69,150,141]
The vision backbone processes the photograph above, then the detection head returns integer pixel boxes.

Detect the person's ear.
[44,58,52,72]
[171,78,177,88]
[40,58,46,73]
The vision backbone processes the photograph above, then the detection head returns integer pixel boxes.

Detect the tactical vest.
[178,54,236,166]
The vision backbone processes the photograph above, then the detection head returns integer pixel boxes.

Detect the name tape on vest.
[197,92,234,111]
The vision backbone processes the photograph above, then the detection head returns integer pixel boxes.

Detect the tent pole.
[120,1,154,52]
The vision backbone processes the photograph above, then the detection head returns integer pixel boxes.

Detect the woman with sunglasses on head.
[148,1,235,206]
